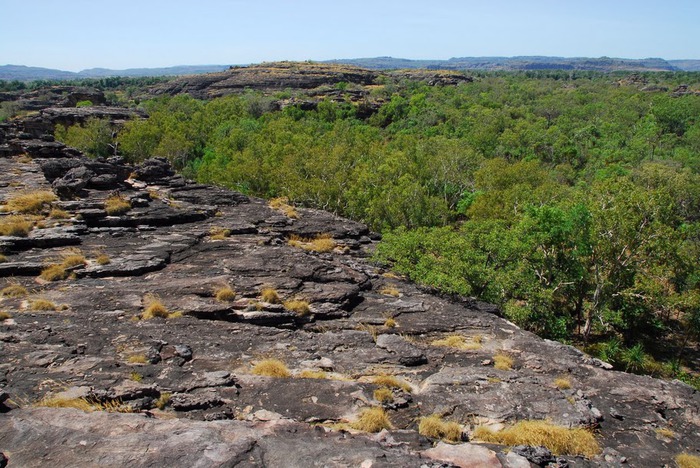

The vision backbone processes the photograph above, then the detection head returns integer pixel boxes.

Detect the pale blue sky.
[2,0,698,71]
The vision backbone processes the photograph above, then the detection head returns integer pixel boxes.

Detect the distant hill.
[0,64,230,81]
[3,57,700,81]
[325,56,692,72]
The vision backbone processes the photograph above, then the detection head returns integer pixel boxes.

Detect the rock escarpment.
[0,118,698,467]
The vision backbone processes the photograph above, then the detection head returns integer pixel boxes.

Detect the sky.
[1,0,698,71]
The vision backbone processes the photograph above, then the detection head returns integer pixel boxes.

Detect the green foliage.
[54,117,114,158]
[75,100,93,108]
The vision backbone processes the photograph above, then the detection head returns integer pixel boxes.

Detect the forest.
[51,71,700,386]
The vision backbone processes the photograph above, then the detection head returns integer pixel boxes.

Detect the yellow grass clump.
[288,234,336,253]
[130,371,143,382]
[104,195,131,215]
[554,378,572,390]
[269,197,298,219]
[284,299,311,316]
[373,387,394,403]
[127,354,148,364]
[0,311,12,321]
[4,190,57,214]
[373,375,412,393]
[30,299,58,311]
[2,283,28,298]
[418,415,463,443]
[96,254,111,265]
[0,215,34,237]
[0,254,6,263]
[215,285,237,302]
[351,407,393,433]
[155,392,171,410]
[298,370,327,379]
[431,334,482,351]
[39,264,67,281]
[36,396,131,413]
[472,420,600,457]
[141,295,170,320]
[49,208,70,219]
[209,226,231,240]
[61,252,87,268]
[260,287,282,304]
[676,453,700,468]
[384,317,397,328]
[251,358,291,377]
[378,286,400,297]
[494,352,514,370]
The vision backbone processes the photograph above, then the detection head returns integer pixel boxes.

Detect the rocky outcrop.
[0,117,699,467]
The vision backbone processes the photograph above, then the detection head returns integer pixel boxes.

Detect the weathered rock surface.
[0,116,699,467]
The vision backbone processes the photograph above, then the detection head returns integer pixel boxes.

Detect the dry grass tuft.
[104,195,131,215]
[298,370,327,379]
[40,264,68,281]
[209,226,231,240]
[141,294,169,319]
[384,317,397,328]
[36,396,132,413]
[676,453,700,468]
[127,354,148,364]
[554,378,572,390]
[373,387,394,403]
[378,285,400,297]
[130,371,143,382]
[0,254,6,263]
[96,254,111,265]
[494,352,514,370]
[288,234,336,253]
[60,252,87,268]
[0,215,34,237]
[418,415,463,442]
[155,392,171,410]
[260,287,282,304]
[269,197,298,218]
[373,375,411,393]
[473,420,600,457]
[655,428,675,439]
[2,283,28,298]
[215,285,237,302]
[251,358,291,377]
[4,190,57,214]
[431,334,482,350]
[0,311,12,321]
[284,299,311,316]
[351,407,393,433]
[30,299,58,311]
[49,208,70,219]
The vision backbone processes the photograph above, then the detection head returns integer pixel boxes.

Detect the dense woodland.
[47,71,700,386]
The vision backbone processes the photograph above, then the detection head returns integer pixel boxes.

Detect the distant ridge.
[0,64,229,81]
[2,57,700,81]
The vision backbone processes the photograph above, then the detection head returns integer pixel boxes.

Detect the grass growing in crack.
[655,428,675,439]
[155,392,171,410]
[36,396,132,413]
[4,190,57,214]
[284,299,311,316]
[373,375,411,393]
[260,287,281,304]
[30,299,58,311]
[60,252,87,268]
[127,354,148,364]
[373,387,394,403]
[96,254,111,265]
[214,286,237,302]
[0,215,34,237]
[251,358,291,377]
[129,371,143,382]
[0,311,11,321]
[493,353,514,370]
[676,453,700,468]
[351,407,393,433]
[2,283,28,298]
[0,254,6,263]
[418,415,463,443]
[384,317,397,328]
[431,334,482,351]
[553,378,572,390]
[472,420,600,457]
[104,195,131,215]
[49,208,70,219]
[288,234,336,253]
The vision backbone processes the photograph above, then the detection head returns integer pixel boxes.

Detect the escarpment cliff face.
[0,113,699,467]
